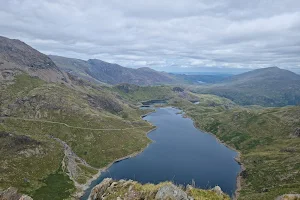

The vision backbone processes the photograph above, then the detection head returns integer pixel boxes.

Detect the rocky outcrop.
[275,194,300,200]
[0,36,67,83]
[0,187,32,200]
[89,178,113,200]
[292,128,300,137]
[88,178,230,200]
[155,184,189,200]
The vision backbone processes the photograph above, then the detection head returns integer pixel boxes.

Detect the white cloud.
[0,0,300,71]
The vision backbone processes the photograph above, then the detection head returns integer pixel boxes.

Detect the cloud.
[0,0,300,71]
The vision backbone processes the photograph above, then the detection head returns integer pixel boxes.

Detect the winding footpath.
[0,117,152,131]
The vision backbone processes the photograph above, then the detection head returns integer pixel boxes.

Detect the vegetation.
[0,74,154,198]
[171,94,300,200]
[3,36,300,200]
[90,179,230,200]
[113,83,176,103]
[31,167,75,200]
[194,67,300,107]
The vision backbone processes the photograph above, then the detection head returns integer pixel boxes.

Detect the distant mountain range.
[1,35,300,107]
[49,55,176,85]
[196,67,300,106]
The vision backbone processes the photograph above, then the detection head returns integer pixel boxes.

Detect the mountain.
[195,67,300,106]
[172,73,230,84]
[49,55,176,85]
[0,37,156,199]
[0,36,67,83]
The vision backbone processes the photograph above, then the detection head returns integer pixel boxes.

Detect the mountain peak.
[0,36,66,82]
[0,36,58,70]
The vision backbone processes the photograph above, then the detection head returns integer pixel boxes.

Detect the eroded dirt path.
[50,136,95,180]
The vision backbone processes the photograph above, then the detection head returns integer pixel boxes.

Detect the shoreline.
[181,108,245,200]
[76,108,157,199]
[77,105,245,200]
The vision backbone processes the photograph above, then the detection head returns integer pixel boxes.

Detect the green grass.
[75,164,98,184]
[89,179,230,200]
[31,167,75,200]
[188,188,230,200]
[0,130,64,194]
[171,94,300,200]
[0,74,154,198]
[113,84,175,103]
[2,74,300,200]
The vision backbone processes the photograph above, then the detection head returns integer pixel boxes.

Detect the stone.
[293,128,300,137]
[88,178,113,200]
[211,186,223,196]
[155,184,189,200]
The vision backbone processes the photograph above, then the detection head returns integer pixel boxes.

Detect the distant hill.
[50,55,176,85]
[172,73,230,84]
[195,67,300,106]
[0,36,66,83]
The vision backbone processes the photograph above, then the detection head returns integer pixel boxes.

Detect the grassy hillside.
[112,83,177,103]
[1,55,300,200]
[0,73,154,199]
[194,67,300,107]
[171,94,300,200]
[115,87,300,199]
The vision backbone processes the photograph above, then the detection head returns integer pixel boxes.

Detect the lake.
[81,107,241,199]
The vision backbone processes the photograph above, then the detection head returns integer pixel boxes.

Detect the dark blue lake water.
[81,107,240,199]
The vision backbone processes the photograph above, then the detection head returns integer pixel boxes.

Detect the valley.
[0,36,300,200]
[81,106,240,199]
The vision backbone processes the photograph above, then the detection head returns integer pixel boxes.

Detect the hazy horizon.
[1,0,300,72]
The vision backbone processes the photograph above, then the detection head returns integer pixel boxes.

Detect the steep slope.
[50,55,176,85]
[48,55,101,83]
[0,38,155,199]
[0,36,67,83]
[195,67,300,106]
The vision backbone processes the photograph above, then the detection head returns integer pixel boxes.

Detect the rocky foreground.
[88,178,230,200]
[0,187,32,200]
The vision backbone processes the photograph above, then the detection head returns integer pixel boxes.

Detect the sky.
[0,0,300,72]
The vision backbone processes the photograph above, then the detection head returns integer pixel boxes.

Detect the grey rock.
[155,184,189,200]
[211,186,223,196]
[293,128,300,137]
[0,187,33,200]
[275,194,300,200]
[88,178,113,200]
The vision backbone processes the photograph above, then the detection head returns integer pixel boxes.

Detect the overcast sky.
[0,0,300,72]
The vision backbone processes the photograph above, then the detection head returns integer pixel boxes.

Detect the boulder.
[293,128,300,137]
[88,178,113,200]
[211,186,223,196]
[155,184,189,200]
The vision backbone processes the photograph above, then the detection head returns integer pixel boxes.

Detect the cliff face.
[88,178,230,200]
[0,187,33,200]
[0,36,67,83]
